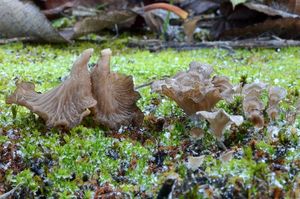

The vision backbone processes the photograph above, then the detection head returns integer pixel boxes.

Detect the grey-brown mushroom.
[6,49,97,129]
[90,49,144,129]
[242,82,266,128]
[186,155,205,171]
[212,76,235,103]
[197,109,244,141]
[151,62,234,115]
[286,99,300,125]
[266,86,287,120]
[296,100,300,114]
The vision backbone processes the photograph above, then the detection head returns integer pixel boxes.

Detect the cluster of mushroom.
[6,48,144,130]
[242,82,267,128]
[241,83,299,127]
[6,51,299,138]
[151,62,297,142]
[151,62,244,142]
[151,62,235,115]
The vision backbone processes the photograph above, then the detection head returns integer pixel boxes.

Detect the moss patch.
[0,37,299,197]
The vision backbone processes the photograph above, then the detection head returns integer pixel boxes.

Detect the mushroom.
[219,150,235,163]
[186,155,205,171]
[189,127,205,139]
[266,86,287,120]
[212,76,235,103]
[286,99,300,125]
[151,62,234,115]
[90,49,144,129]
[6,49,97,129]
[296,99,300,114]
[242,82,266,128]
[196,109,244,141]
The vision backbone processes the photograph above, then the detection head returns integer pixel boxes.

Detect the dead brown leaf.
[0,0,70,42]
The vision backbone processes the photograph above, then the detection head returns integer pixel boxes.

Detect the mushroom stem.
[144,3,188,20]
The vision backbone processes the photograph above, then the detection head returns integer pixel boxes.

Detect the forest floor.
[0,37,299,198]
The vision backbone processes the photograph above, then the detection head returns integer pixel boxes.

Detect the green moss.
[0,135,8,144]
[7,169,39,192]
[256,141,275,155]
[0,37,300,196]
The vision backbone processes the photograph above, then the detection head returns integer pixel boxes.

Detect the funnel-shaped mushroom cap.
[212,76,234,103]
[242,82,266,128]
[186,155,205,171]
[197,109,244,140]
[242,82,267,95]
[266,86,287,120]
[188,62,213,79]
[90,48,144,129]
[6,49,97,129]
[219,150,235,163]
[151,62,223,115]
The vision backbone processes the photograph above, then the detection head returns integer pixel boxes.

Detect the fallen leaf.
[71,10,138,38]
[0,0,69,42]
[180,0,220,15]
[231,0,247,9]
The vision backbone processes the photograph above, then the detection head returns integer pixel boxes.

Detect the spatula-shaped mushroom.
[296,99,300,114]
[266,86,287,120]
[212,76,235,103]
[90,49,144,129]
[6,49,97,129]
[197,109,244,141]
[242,82,266,128]
[286,99,300,125]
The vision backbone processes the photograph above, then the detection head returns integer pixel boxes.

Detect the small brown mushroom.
[186,155,205,171]
[242,82,266,128]
[197,109,244,141]
[6,49,97,129]
[189,127,205,139]
[90,49,144,129]
[219,150,235,163]
[266,86,287,120]
[286,99,300,124]
[212,76,234,103]
[151,62,233,115]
